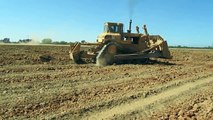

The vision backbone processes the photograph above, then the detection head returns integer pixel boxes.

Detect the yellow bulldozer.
[69,20,172,66]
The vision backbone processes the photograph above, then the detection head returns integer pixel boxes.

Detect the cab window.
[104,25,118,33]
[109,25,118,33]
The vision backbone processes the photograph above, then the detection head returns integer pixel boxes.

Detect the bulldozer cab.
[98,21,142,45]
[97,22,123,43]
[104,22,123,33]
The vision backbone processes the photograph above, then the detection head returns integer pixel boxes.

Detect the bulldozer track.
[86,75,213,120]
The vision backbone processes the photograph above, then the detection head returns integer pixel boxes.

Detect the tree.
[81,40,86,43]
[59,41,67,44]
[41,38,52,44]
[2,38,10,43]
[52,41,68,44]
[18,39,32,43]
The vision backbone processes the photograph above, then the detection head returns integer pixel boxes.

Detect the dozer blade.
[69,42,81,63]
[69,42,98,64]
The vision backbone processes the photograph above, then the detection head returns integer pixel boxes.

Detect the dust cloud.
[19,39,40,45]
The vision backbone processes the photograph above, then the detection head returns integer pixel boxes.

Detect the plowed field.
[0,44,213,120]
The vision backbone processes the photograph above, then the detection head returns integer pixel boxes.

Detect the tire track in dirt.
[86,75,213,120]
[3,68,209,119]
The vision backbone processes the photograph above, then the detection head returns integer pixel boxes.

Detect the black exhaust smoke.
[128,0,138,19]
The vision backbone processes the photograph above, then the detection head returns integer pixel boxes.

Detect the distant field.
[0,45,213,119]
[0,43,70,46]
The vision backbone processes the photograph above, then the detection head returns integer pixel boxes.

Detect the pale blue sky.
[0,0,213,46]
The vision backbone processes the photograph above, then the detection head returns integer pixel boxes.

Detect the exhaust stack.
[127,19,132,33]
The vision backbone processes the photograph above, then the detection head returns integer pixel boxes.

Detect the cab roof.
[104,22,123,26]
